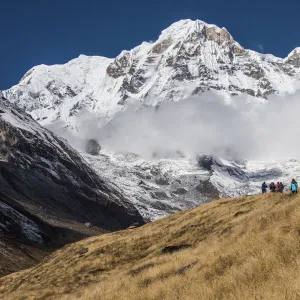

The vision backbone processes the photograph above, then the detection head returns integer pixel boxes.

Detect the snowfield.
[82,149,300,220]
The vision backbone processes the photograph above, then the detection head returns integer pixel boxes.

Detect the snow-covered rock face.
[82,150,299,220]
[285,48,300,67]
[4,19,300,128]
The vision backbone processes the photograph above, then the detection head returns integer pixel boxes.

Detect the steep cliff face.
[4,20,300,128]
[0,96,143,229]
[0,96,143,275]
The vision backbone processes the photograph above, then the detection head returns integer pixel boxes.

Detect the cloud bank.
[47,91,300,161]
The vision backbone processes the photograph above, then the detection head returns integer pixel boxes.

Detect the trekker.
[262,182,267,194]
[291,179,298,195]
[269,182,275,192]
[275,182,280,192]
[279,182,284,193]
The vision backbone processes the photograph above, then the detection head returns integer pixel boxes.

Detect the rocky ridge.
[0,94,143,275]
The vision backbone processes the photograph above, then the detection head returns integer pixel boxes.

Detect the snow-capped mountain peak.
[4,19,300,128]
[285,47,300,66]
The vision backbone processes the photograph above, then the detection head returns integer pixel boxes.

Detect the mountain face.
[2,19,300,222]
[0,95,143,275]
[4,20,300,127]
[82,150,299,220]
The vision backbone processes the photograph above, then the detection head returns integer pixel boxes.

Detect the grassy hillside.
[0,217,106,278]
[1,192,300,300]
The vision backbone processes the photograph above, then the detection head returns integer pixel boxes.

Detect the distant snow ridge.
[4,19,300,128]
[83,150,300,220]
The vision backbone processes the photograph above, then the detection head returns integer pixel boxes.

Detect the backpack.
[291,183,298,192]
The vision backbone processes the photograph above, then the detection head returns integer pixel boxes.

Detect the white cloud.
[46,90,300,161]
[257,43,265,53]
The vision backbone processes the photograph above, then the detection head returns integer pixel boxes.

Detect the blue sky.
[1,0,300,90]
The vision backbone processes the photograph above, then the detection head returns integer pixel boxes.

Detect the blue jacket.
[291,183,298,192]
[262,183,267,190]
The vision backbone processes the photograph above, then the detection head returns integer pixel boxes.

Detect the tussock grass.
[2,192,300,299]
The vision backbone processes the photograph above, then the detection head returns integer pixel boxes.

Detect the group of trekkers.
[261,179,298,195]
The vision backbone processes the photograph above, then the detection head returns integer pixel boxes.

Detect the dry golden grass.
[2,192,300,300]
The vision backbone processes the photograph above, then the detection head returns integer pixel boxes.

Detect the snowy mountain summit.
[4,19,300,126]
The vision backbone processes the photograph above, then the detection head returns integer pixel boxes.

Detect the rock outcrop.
[85,139,101,155]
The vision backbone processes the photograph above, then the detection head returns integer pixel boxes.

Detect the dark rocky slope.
[0,95,143,276]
